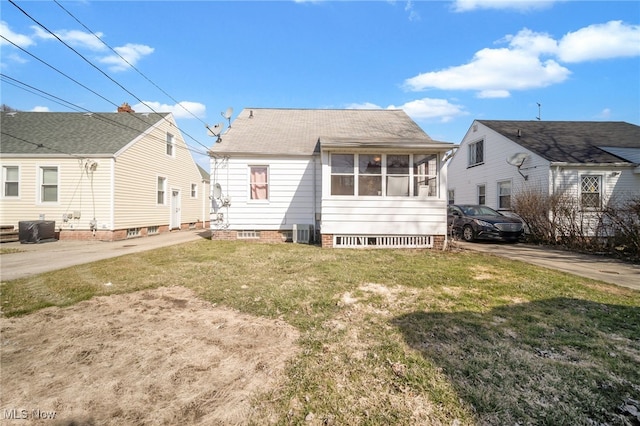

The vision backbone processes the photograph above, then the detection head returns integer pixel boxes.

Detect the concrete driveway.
[0,229,208,281]
[452,239,640,291]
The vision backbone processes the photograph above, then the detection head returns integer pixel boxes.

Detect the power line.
[1,74,210,159]
[53,0,209,127]
[7,0,211,152]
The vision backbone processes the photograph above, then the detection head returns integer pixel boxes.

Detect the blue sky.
[1,0,639,168]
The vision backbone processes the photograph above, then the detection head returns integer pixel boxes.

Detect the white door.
[170,189,181,229]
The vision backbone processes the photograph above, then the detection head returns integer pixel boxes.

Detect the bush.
[512,189,640,262]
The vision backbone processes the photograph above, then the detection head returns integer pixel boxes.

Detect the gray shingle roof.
[479,120,640,164]
[210,108,452,155]
[0,111,170,156]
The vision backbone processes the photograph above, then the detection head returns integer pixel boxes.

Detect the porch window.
[498,180,511,209]
[581,175,602,209]
[468,140,484,167]
[414,154,438,197]
[3,166,19,197]
[358,154,382,196]
[40,166,58,202]
[387,155,409,196]
[191,183,197,198]
[448,189,455,205]
[477,184,485,205]
[331,154,354,195]
[249,166,269,200]
[330,153,439,197]
[157,176,166,204]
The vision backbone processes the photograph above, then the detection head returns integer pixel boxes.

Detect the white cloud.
[452,0,557,12]
[347,98,467,123]
[405,1,420,22]
[99,43,154,72]
[0,21,34,48]
[558,21,640,63]
[32,26,105,51]
[596,108,612,119]
[404,37,570,96]
[388,98,467,122]
[31,106,50,112]
[477,90,510,99]
[132,101,206,119]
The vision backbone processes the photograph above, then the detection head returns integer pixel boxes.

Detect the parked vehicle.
[448,204,524,242]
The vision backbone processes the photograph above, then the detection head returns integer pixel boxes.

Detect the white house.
[208,108,456,248]
[447,120,640,212]
[1,107,210,241]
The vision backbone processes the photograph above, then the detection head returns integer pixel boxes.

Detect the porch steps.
[0,225,19,243]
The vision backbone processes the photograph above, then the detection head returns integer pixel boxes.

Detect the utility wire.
[53,0,209,127]
[7,0,211,151]
[1,74,210,158]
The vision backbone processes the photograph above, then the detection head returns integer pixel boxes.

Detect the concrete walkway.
[452,240,640,291]
[0,229,208,281]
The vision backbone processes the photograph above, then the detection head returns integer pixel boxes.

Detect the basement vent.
[334,235,433,249]
[292,224,312,244]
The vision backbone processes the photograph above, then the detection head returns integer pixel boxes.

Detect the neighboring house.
[208,108,455,248]
[1,107,210,241]
[447,119,640,213]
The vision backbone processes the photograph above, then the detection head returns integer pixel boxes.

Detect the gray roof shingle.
[479,120,640,164]
[1,111,170,156]
[210,108,452,155]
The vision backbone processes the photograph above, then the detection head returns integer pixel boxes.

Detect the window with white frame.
[468,140,484,167]
[498,180,512,209]
[40,166,58,202]
[157,176,166,204]
[191,183,197,198]
[581,175,602,209]
[330,153,438,197]
[249,166,269,200]
[330,154,355,196]
[3,166,19,197]
[166,133,174,156]
[477,184,486,205]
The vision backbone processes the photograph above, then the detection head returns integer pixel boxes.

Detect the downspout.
[312,153,318,238]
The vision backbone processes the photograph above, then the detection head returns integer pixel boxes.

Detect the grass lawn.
[1,240,639,425]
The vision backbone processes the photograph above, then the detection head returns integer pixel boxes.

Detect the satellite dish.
[206,122,224,137]
[221,107,233,128]
[222,107,233,120]
[213,183,222,199]
[507,152,529,166]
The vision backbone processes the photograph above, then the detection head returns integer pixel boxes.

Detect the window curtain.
[251,167,268,200]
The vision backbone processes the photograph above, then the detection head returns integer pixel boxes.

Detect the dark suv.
[448,204,524,242]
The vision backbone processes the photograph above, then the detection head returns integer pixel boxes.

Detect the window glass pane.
[331,175,354,195]
[581,176,601,208]
[498,181,511,209]
[250,166,268,200]
[5,166,18,181]
[331,154,353,173]
[42,186,57,202]
[42,167,57,184]
[358,175,381,196]
[359,154,381,175]
[387,176,409,196]
[387,155,409,175]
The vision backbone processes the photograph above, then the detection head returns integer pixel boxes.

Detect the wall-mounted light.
[610,171,620,177]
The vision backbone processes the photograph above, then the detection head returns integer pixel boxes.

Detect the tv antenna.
[506,152,530,180]
[536,102,541,121]
[221,107,233,128]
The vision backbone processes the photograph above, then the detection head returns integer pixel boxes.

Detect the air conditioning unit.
[292,224,312,244]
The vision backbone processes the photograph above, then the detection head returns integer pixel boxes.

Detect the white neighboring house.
[208,108,456,248]
[447,119,640,214]
[1,107,210,241]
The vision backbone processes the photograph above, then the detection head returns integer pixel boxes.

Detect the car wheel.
[462,225,475,242]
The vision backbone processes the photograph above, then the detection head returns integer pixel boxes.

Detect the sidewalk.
[0,229,208,281]
[452,240,640,291]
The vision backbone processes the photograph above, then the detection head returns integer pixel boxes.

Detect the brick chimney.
[117,102,135,113]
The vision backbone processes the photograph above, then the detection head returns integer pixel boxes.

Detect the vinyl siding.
[113,116,206,229]
[448,121,551,209]
[210,156,321,229]
[0,158,113,230]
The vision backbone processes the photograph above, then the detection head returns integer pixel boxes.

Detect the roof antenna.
[536,102,541,121]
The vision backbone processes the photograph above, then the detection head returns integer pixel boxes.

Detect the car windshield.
[461,205,501,216]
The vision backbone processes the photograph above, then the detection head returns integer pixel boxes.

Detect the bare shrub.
[513,188,640,261]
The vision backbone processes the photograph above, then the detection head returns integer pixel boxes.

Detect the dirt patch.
[0,286,299,425]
